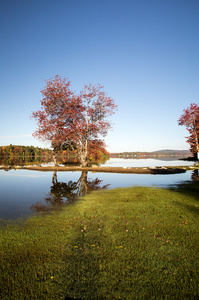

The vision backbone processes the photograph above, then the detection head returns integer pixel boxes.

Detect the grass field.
[0,182,199,299]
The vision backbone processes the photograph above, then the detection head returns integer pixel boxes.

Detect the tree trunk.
[77,171,88,196]
[81,156,87,167]
[53,148,58,166]
[195,133,199,161]
[52,171,57,185]
[196,142,199,161]
[79,145,88,167]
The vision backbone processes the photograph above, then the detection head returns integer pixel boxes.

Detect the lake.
[0,158,197,220]
[102,157,195,167]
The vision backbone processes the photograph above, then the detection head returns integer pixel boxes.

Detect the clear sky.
[0,0,199,153]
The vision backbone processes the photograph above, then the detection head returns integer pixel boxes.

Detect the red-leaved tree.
[178,103,199,160]
[31,75,117,166]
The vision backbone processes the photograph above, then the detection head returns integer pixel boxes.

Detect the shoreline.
[0,164,198,174]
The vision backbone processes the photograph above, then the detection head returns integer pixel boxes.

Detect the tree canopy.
[31,75,117,166]
[178,103,199,160]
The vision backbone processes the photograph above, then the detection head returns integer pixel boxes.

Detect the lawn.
[0,183,199,299]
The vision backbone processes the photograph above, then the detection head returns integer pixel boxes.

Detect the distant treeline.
[0,144,109,166]
[110,150,192,159]
[0,145,52,157]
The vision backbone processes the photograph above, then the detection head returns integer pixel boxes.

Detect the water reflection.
[168,170,199,201]
[102,158,195,168]
[0,156,52,166]
[0,168,198,220]
[191,169,199,181]
[30,171,110,212]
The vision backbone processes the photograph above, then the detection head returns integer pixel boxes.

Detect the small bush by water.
[0,185,199,299]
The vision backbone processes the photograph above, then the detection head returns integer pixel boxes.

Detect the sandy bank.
[0,165,196,174]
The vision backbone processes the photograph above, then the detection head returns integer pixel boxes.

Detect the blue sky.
[0,0,199,153]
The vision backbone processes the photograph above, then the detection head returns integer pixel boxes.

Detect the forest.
[0,144,109,166]
[0,144,51,157]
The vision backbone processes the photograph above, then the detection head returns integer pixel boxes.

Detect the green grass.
[0,184,199,299]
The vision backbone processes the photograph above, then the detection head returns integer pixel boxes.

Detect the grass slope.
[0,184,199,299]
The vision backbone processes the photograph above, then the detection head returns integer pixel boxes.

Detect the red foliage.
[178,103,199,156]
[87,139,109,163]
[31,75,117,166]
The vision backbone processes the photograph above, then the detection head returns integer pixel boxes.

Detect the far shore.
[0,164,198,174]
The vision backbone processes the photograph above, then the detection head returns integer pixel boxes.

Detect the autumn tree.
[87,139,109,164]
[31,75,117,166]
[178,103,199,160]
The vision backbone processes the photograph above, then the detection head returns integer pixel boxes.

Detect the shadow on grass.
[174,202,199,215]
[63,217,109,300]
[65,297,83,300]
[168,170,199,215]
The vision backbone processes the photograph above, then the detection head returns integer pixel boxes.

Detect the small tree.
[178,103,199,160]
[31,75,117,166]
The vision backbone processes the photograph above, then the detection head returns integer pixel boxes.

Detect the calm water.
[102,157,195,167]
[0,158,197,220]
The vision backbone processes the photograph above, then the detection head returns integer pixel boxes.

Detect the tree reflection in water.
[191,169,199,181]
[31,171,110,212]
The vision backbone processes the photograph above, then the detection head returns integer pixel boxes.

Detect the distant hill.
[110,150,192,158]
[152,149,191,154]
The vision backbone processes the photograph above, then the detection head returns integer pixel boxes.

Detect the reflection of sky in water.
[87,171,192,189]
[0,163,195,220]
[102,158,195,168]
